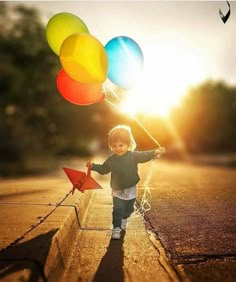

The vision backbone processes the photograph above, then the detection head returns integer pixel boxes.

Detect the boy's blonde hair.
[108,125,136,151]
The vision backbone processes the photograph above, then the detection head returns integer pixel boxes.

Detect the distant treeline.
[0,3,235,176]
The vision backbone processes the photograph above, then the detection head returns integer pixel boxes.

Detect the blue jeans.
[112,197,136,228]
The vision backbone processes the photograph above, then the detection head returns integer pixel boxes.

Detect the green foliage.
[170,80,236,153]
[0,3,110,175]
[0,3,58,173]
[0,2,235,176]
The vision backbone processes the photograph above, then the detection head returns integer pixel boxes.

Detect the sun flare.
[120,38,208,118]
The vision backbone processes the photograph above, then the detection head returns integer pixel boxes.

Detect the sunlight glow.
[120,36,208,118]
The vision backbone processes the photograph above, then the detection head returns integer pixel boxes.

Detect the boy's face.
[111,141,129,156]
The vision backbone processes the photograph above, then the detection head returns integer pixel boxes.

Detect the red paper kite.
[63,166,103,194]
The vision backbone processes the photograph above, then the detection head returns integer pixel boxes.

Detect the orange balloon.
[59,33,108,84]
[57,69,105,105]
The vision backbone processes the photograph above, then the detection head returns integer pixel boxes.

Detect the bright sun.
[120,38,208,118]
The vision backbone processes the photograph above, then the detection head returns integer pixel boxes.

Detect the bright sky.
[7,1,236,116]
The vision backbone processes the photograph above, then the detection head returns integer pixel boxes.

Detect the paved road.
[0,159,235,281]
[58,159,236,282]
[136,160,236,281]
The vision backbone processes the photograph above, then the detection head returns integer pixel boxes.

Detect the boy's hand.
[158,147,166,154]
[86,160,93,169]
[154,147,166,157]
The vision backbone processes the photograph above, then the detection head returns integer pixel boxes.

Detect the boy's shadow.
[0,229,58,282]
[93,230,125,282]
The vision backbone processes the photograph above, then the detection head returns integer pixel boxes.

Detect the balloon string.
[104,97,161,148]
[105,96,157,217]
[104,81,121,102]
[104,85,162,217]
[130,115,161,148]
[104,83,161,147]
[135,159,155,218]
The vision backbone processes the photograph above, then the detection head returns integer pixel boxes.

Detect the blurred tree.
[0,3,109,175]
[0,3,60,174]
[170,80,236,154]
[1,2,235,176]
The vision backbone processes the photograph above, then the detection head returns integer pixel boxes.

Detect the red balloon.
[57,69,105,105]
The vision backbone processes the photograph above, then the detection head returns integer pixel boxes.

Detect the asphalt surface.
[0,159,235,281]
[137,160,236,282]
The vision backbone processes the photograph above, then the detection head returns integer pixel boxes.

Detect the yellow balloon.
[60,33,108,84]
[46,12,89,56]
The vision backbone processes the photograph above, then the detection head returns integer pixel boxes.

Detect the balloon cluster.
[46,12,143,105]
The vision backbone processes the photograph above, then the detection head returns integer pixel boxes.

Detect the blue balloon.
[105,36,144,89]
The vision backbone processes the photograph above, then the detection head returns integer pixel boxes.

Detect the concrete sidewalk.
[60,186,180,282]
[0,162,95,282]
[0,167,179,282]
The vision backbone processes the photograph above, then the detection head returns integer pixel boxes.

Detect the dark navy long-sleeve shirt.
[91,150,155,190]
